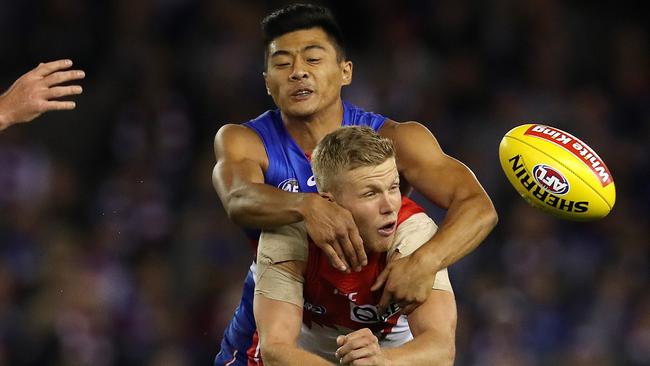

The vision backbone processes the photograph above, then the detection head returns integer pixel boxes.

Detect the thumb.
[371,266,390,291]
[388,249,402,262]
[336,335,346,346]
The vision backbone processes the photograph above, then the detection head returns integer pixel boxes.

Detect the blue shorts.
[214,263,258,366]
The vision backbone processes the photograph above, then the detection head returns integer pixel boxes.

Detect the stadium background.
[0,0,648,364]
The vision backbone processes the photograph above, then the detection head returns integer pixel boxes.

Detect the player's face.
[264,28,352,118]
[333,158,402,253]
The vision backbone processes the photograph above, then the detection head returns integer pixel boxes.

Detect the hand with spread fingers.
[304,194,367,273]
[0,59,85,131]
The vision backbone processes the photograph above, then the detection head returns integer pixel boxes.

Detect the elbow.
[442,341,456,366]
[223,202,244,225]
[259,342,283,365]
[221,188,248,226]
[486,204,499,230]
[478,193,498,232]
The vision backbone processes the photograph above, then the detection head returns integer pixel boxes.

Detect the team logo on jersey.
[532,164,570,195]
[278,178,300,192]
[350,303,400,324]
[304,301,326,315]
[307,175,317,187]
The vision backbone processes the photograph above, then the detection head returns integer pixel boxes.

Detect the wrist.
[0,96,12,130]
[296,192,316,221]
[413,241,443,272]
[0,112,9,131]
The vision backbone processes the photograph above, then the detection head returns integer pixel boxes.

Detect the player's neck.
[282,99,344,153]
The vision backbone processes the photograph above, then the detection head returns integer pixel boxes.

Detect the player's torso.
[297,197,425,361]
[242,102,387,245]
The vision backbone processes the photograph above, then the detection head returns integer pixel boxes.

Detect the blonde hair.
[311,126,395,192]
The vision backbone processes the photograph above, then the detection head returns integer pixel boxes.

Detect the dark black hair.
[261,3,347,63]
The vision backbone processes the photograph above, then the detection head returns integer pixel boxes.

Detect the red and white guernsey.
[297,197,441,360]
[254,197,452,364]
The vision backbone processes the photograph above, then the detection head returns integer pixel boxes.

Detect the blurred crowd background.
[0,0,648,365]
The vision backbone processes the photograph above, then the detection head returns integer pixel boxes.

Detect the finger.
[336,335,346,346]
[338,233,361,272]
[322,242,348,272]
[336,335,367,357]
[43,70,86,86]
[33,59,73,76]
[340,347,375,364]
[41,101,76,111]
[348,226,367,267]
[388,249,402,262]
[370,266,390,292]
[43,85,83,99]
[377,282,393,314]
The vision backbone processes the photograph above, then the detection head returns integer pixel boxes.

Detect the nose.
[289,58,308,81]
[379,192,399,215]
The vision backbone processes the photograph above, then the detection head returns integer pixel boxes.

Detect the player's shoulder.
[391,212,438,257]
[215,108,278,141]
[213,122,267,165]
[214,123,262,149]
[379,119,432,138]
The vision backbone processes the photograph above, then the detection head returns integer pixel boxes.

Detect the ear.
[263,71,271,95]
[341,60,353,86]
[319,191,335,202]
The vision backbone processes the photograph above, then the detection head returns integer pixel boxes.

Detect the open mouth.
[378,221,396,236]
[291,88,314,100]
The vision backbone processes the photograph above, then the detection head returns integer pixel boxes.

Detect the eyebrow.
[270,44,327,58]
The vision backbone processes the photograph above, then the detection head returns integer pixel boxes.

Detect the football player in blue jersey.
[0,59,85,131]
[212,4,497,365]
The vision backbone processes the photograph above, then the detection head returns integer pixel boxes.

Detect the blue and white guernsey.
[215,102,386,366]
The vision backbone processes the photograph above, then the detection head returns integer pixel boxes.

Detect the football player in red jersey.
[254,127,456,365]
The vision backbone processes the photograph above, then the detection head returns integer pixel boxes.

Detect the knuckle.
[36,100,48,111]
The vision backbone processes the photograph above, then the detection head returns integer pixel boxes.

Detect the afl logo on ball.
[533,164,569,195]
[278,178,300,192]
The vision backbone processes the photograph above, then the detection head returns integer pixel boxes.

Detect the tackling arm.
[383,121,498,269]
[212,123,309,229]
[212,124,365,270]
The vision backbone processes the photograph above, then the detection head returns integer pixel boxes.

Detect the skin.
[0,59,85,131]
[323,158,402,254]
[254,157,457,365]
[213,27,497,310]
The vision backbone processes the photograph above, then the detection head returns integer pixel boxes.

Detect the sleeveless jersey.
[241,101,387,246]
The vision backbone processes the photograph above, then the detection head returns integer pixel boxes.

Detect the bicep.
[212,124,267,201]
[381,121,483,209]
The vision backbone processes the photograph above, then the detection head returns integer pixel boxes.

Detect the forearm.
[0,95,12,131]
[223,181,313,229]
[418,192,497,270]
[383,331,455,366]
[262,343,333,366]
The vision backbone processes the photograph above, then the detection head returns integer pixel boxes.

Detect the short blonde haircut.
[311,126,395,192]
